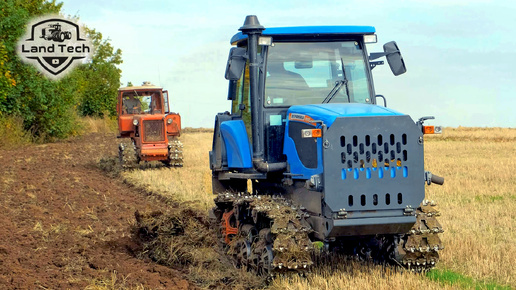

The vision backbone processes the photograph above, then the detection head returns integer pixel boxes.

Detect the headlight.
[258,36,272,46]
[167,118,173,124]
[132,119,139,126]
[364,34,377,44]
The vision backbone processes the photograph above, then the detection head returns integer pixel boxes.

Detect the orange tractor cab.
[117,82,183,167]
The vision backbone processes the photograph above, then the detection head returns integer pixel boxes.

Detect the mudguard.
[220,120,253,168]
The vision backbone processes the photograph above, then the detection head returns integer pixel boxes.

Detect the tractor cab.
[119,83,164,113]
[120,88,164,115]
[213,24,407,170]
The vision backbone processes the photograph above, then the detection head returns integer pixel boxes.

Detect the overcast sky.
[61,0,515,128]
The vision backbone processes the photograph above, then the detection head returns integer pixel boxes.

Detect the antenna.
[157,65,162,87]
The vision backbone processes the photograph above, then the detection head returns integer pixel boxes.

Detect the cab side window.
[230,46,261,141]
[231,66,246,114]
[231,62,252,141]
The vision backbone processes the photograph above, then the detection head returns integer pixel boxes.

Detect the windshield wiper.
[322,80,346,103]
[322,58,350,104]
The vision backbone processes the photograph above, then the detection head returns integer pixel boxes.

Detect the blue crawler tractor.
[209,15,444,275]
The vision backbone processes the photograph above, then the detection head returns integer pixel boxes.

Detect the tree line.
[0,0,122,140]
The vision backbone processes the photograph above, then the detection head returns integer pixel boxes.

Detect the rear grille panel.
[323,115,424,213]
[143,120,165,142]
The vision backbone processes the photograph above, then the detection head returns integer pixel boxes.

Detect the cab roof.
[119,84,162,92]
[230,26,376,45]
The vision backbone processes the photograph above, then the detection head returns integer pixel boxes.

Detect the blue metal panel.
[231,26,376,44]
[288,103,403,127]
[283,121,323,179]
[284,104,404,179]
[220,120,253,168]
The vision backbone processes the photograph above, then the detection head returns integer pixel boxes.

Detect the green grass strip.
[426,269,512,289]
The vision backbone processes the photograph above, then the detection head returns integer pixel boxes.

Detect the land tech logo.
[17,15,93,80]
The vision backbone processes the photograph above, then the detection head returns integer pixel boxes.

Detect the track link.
[397,199,444,272]
[167,140,183,167]
[118,139,139,169]
[214,193,314,276]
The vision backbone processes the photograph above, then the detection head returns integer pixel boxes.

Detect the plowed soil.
[0,133,194,289]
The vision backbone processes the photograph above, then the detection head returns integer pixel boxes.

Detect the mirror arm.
[370,60,384,70]
[369,52,387,60]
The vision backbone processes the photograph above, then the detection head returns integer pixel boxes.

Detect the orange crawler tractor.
[117,82,183,168]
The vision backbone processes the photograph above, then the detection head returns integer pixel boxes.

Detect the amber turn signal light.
[301,128,322,138]
[423,125,442,134]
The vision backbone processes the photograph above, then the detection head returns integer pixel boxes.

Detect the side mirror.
[383,41,406,76]
[225,47,247,81]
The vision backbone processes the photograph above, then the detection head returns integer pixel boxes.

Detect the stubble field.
[124,127,515,289]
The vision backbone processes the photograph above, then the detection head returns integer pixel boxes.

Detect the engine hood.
[287,103,404,127]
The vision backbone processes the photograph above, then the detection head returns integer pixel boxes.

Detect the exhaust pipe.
[253,159,287,173]
[430,174,444,185]
[240,16,287,174]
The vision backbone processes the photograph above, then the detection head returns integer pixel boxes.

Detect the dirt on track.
[0,133,194,289]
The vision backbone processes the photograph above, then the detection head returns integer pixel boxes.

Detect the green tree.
[0,42,16,111]
[76,27,123,117]
[0,0,74,139]
[0,0,123,140]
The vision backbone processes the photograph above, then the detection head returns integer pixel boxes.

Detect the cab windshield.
[121,91,162,115]
[265,41,371,107]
